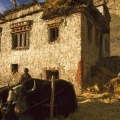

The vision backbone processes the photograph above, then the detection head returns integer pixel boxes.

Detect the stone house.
[0,0,110,94]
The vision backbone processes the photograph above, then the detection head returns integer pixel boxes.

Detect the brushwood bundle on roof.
[42,0,95,19]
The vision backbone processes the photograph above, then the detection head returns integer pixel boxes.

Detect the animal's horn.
[28,80,36,93]
[8,82,14,91]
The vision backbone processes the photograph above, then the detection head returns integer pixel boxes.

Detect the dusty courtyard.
[55,92,120,120]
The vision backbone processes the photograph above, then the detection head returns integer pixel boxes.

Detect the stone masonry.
[0,1,111,95]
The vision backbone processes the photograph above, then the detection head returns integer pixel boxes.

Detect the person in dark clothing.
[19,68,31,84]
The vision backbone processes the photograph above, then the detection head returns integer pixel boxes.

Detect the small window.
[50,27,59,42]
[11,64,18,72]
[46,70,59,80]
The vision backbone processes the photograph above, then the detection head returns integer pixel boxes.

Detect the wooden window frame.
[11,64,18,72]
[12,32,29,50]
[10,21,30,50]
[49,27,59,42]
[48,22,60,43]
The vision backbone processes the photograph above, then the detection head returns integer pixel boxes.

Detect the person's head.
[24,68,29,73]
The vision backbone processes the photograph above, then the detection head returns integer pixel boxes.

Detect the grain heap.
[84,65,116,93]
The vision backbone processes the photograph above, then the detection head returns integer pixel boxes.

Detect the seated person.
[19,68,31,84]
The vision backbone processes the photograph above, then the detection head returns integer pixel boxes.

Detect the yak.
[0,86,9,120]
[0,83,19,120]
[2,78,77,120]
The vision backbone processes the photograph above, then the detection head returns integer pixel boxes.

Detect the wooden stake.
[50,75,55,119]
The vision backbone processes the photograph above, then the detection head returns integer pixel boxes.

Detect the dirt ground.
[54,92,120,120]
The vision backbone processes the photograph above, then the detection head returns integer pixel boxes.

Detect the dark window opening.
[46,70,59,80]
[11,64,18,72]
[24,33,26,46]
[20,34,22,47]
[50,27,59,42]
[12,34,17,49]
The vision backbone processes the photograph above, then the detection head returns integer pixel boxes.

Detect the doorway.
[46,70,59,80]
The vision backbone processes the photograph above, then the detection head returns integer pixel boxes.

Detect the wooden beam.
[50,75,55,119]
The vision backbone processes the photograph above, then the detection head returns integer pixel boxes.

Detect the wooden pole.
[50,75,55,120]
[40,73,42,79]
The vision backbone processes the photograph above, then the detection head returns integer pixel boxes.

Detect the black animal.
[0,86,10,120]
[4,78,77,120]
[0,83,19,103]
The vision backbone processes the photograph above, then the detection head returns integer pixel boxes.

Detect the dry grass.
[83,65,116,93]
[59,65,120,120]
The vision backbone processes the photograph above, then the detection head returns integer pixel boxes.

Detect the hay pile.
[105,77,120,94]
[84,65,116,93]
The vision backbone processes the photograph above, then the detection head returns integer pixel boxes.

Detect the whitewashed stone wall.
[0,6,82,94]
[0,4,109,95]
